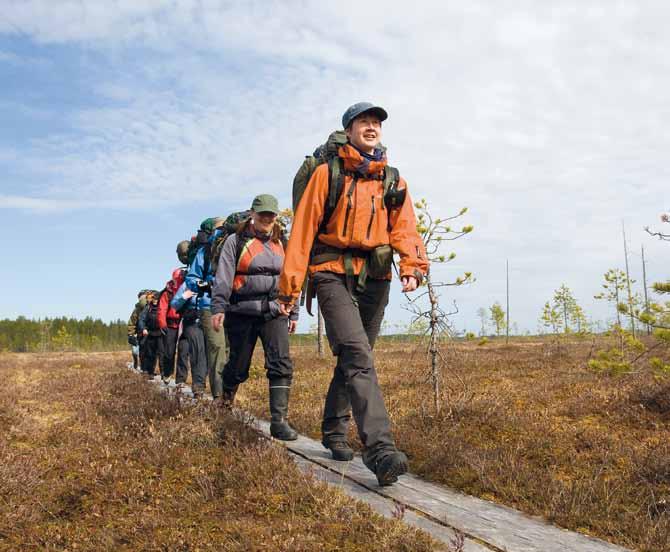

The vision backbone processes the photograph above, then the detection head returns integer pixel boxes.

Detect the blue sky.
[1,1,668,333]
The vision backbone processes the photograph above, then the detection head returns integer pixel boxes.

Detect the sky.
[1,0,668,334]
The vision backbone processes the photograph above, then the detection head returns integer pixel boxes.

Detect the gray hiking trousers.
[313,271,395,465]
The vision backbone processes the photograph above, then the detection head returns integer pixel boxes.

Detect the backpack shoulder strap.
[234,234,251,270]
[383,165,399,195]
[318,157,345,235]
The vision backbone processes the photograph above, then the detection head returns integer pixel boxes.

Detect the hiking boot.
[269,380,298,441]
[324,440,354,462]
[372,451,409,486]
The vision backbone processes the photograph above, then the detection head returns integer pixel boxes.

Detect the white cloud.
[1,1,669,329]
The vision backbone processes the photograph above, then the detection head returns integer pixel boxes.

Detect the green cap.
[251,194,280,215]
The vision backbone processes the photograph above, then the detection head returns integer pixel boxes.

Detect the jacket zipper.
[342,176,358,237]
[366,195,376,239]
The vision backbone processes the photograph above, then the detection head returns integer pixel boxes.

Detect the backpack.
[291,131,403,234]
[186,228,213,268]
[204,210,253,277]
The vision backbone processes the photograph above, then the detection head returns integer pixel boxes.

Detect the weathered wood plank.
[254,419,631,552]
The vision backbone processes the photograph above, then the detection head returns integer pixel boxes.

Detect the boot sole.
[271,431,298,441]
[376,455,408,486]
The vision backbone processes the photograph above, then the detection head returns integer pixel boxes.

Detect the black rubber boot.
[269,380,298,441]
[221,385,238,410]
[324,440,354,461]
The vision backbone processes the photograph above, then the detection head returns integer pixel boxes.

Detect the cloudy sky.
[1,1,668,333]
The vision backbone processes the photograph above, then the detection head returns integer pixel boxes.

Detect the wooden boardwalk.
[141,370,631,552]
[255,420,631,552]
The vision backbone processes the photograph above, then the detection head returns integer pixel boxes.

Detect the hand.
[211,312,225,332]
[142,329,148,336]
[183,289,196,300]
[401,276,418,293]
[288,320,297,334]
[277,301,292,317]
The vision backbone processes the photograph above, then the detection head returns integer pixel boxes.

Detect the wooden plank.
[292,455,490,552]
[254,419,631,552]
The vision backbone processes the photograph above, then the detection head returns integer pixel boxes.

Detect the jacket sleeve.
[157,291,169,330]
[211,235,238,315]
[170,282,188,311]
[388,178,429,282]
[289,303,300,322]
[278,165,329,304]
[185,248,206,292]
[137,305,149,333]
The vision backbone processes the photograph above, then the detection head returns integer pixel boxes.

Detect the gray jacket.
[211,231,298,321]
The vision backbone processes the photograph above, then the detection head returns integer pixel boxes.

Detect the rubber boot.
[269,380,298,441]
[221,385,238,410]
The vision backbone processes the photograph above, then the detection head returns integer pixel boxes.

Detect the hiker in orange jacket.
[278,102,428,486]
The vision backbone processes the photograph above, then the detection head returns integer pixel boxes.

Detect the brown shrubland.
[0,352,440,551]
[240,336,670,552]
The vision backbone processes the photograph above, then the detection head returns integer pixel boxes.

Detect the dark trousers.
[141,334,161,375]
[222,312,293,389]
[176,319,207,391]
[159,327,179,378]
[313,271,393,465]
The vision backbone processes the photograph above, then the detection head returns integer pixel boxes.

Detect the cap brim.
[364,106,388,122]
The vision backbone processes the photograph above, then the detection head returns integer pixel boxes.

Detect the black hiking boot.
[371,451,408,486]
[269,380,298,441]
[324,440,354,462]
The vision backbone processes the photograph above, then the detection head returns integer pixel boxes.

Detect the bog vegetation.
[0,352,440,551]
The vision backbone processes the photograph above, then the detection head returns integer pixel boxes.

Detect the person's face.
[346,113,382,154]
[252,210,277,233]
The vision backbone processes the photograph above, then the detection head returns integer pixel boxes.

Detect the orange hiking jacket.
[278,143,429,305]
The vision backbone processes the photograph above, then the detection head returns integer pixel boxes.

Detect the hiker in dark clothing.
[157,268,185,384]
[278,103,429,485]
[128,289,150,370]
[171,282,208,397]
[127,290,149,371]
[137,290,162,377]
[211,194,299,441]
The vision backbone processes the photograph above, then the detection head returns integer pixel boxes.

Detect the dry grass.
[240,336,670,552]
[0,352,442,551]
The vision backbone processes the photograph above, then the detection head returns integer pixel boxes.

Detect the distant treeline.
[0,317,128,353]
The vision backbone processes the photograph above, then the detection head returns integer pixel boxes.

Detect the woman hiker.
[210,194,299,441]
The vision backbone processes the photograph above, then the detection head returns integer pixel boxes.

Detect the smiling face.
[251,210,277,234]
[346,112,382,154]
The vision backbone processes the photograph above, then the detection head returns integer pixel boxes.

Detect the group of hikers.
[127,102,429,486]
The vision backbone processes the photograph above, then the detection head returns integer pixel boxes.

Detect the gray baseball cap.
[251,194,280,214]
[342,102,388,129]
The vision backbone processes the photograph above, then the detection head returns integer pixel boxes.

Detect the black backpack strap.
[235,234,250,270]
[318,157,345,235]
[202,242,212,279]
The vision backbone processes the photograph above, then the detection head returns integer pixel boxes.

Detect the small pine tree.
[489,302,506,336]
